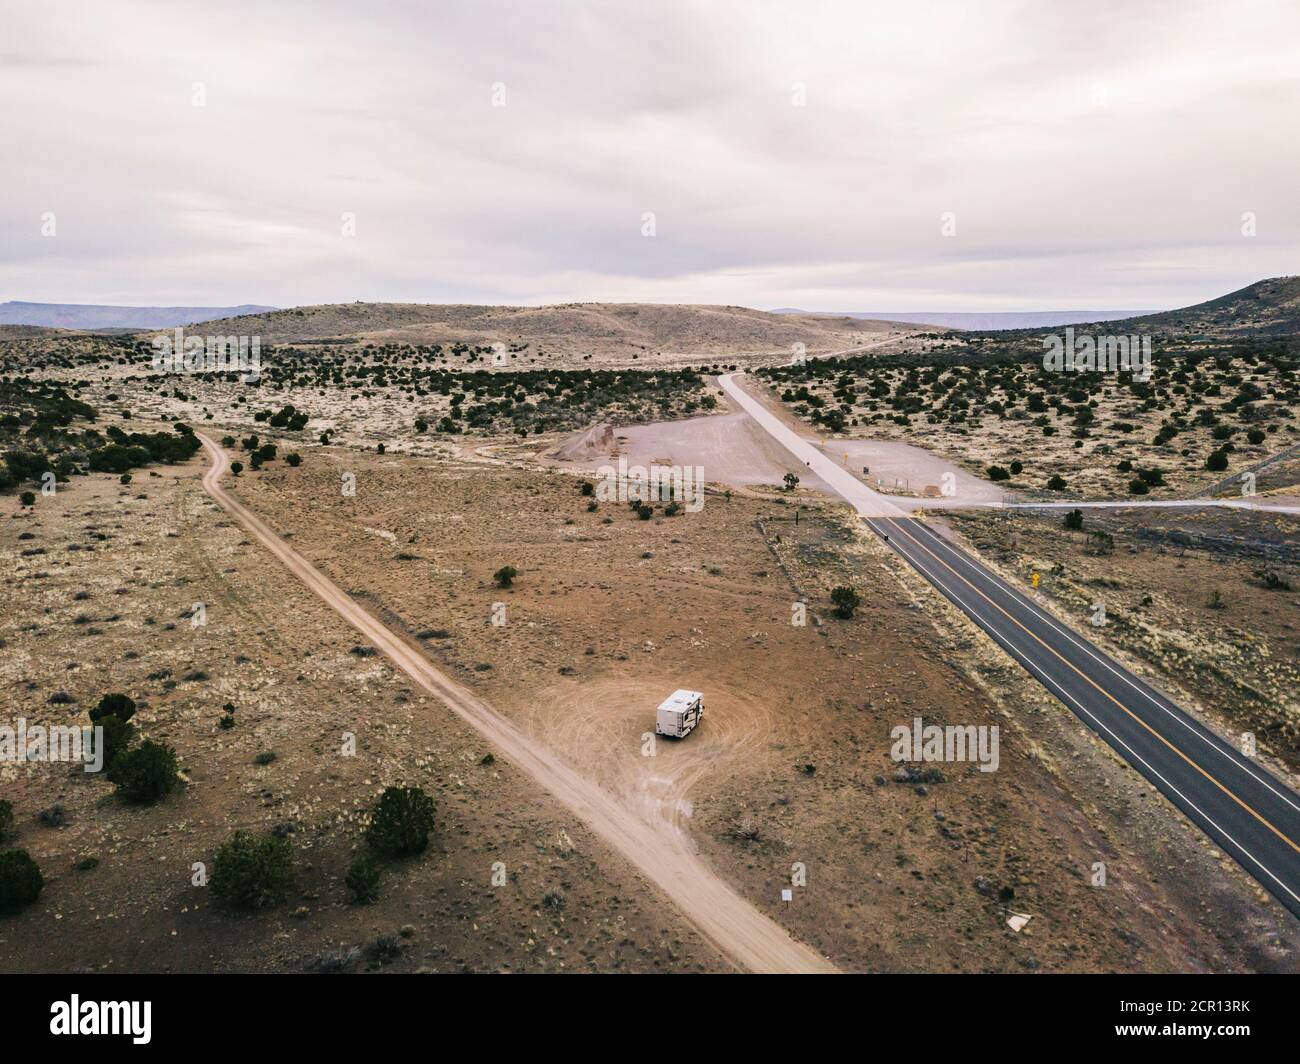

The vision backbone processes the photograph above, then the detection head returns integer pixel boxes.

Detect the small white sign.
[781,889,793,903]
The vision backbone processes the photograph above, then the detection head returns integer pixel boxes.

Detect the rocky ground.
[0,458,724,972]
[186,439,1299,971]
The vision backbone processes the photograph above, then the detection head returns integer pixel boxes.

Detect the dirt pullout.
[548,423,615,463]
[227,440,1298,971]
[546,410,830,494]
[821,439,1005,506]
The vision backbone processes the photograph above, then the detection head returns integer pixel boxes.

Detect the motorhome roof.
[659,689,702,710]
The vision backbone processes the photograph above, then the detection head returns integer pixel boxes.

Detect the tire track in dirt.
[511,676,777,848]
[195,432,837,974]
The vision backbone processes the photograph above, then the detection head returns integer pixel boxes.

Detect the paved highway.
[718,373,1300,920]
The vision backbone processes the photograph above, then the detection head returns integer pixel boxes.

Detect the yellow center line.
[878,516,1300,856]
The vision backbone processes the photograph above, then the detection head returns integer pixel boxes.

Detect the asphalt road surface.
[719,374,1300,920]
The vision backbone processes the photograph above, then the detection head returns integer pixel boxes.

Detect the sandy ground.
[0,453,728,973]
[545,410,833,494]
[821,439,1006,505]
[208,439,1299,971]
[195,432,834,973]
[543,379,1002,510]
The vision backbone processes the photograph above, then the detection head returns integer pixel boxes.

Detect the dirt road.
[195,432,836,974]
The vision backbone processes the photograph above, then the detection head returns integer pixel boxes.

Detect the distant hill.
[0,301,277,330]
[947,277,1300,340]
[774,309,1156,331]
[1112,276,1300,336]
[0,324,72,339]
[784,276,1300,337]
[179,302,924,360]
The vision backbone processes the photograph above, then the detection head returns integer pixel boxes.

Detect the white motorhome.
[655,689,704,738]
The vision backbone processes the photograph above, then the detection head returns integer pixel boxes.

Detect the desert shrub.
[0,849,44,913]
[1046,474,1067,491]
[211,831,294,910]
[1063,508,1084,530]
[94,714,135,770]
[305,946,360,973]
[1205,450,1229,471]
[636,504,653,520]
[1255,567,1292,591]
[109,740,178,805]
[579,480,594,496]
[830,586,861,619]
[1009,460,1023,475]
[492,565,517,588]
[363,934,403,965]
[90,692,136,724]
[728,816,760,842]
[986,465,1010,481]
[1085,530,1114,554]
[87,443,150,474]
[365,786,435,857]
[1128,478,1149,495]
[230,461,243,475]
[285,453,302,467]
[1247,428,1266,445]
[19,491,35,507]
[5,449,51,483]
[346,853,381,904]
[0,801,13,843]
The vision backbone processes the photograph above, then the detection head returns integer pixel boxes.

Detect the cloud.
[1,0,1296,310]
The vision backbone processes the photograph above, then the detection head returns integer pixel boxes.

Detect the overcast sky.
[2,0,1297,311]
